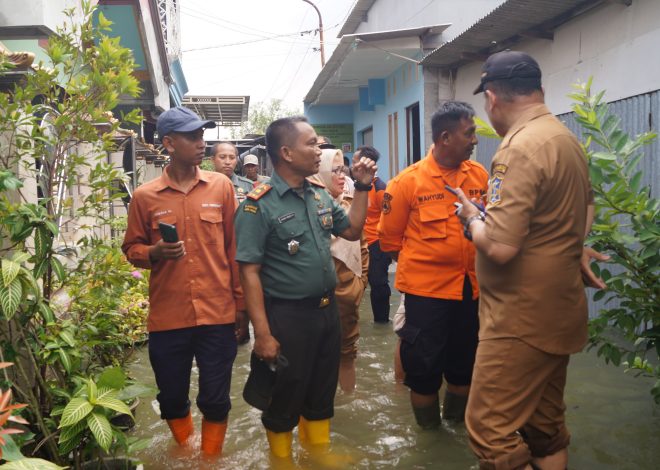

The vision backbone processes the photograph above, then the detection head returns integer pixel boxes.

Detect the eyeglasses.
[330,166,347,175]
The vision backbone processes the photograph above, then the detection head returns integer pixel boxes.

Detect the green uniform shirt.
[235,170,350,299]
[231,173,254,203]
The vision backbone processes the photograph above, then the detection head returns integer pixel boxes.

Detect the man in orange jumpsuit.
[378,101,488,427]
[355,145,392,324]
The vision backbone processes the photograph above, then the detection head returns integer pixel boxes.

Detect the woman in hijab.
[311,148,369,392]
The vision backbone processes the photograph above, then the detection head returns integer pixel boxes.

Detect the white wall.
[0,0,83,37]
[454,0,660,118]
[355,0,503,41]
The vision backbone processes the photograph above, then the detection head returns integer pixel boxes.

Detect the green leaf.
[127,437,152,454]
[58,330,76,348]
[592,151,617,161]
[87,379,98,403]
[0,434,25,461]
[59,397,93,428]
[629,171,643,193]
[34,226,51,260]
[38,302,55,323]
[11,252,30,265]
[50,257,66,283]
[33,258,48,279]
[57,348,72,374]
[0,459,67,470]
[87,411,113,452]
[593,290,607,302]
[0,278,23,320]
[96,396,131,416]
[57,419,86,444]
[2,258,20,287]
[98,366,126,390]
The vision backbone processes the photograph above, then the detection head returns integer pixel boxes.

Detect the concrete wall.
[354,0,503,40]
[454,0,660,118]
[0,0,83,37]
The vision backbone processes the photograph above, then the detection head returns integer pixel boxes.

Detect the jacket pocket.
[199,209,223,245]
[418,204,448,239]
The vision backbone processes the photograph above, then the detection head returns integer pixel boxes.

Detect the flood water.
[127,283,660,469]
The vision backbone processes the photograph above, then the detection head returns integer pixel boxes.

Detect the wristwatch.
[353,181,373,191]
[463,212,486,241]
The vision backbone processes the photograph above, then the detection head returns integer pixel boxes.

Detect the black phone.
[158,222,179,243]
[444,184,486,212]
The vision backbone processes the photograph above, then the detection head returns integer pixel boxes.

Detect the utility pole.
[302,0,325,67]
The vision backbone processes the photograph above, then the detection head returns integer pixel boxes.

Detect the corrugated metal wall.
[473,90,659,318]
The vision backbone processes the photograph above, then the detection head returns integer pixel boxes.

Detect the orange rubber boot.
[166,412,193,445]
[201,418,228,456]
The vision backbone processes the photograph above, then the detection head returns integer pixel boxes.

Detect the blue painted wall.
[306,61,425,181]
[304,104,354,124]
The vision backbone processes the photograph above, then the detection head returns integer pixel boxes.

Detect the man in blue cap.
[123,106,245,457]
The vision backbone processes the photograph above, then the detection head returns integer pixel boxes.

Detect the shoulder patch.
[382,192,393,214]
[247,183,272,200]
[308,178,326,188]
[243,204,259,214]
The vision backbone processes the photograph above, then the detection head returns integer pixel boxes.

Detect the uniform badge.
[287,239,300,255]
[320,214,333,229]
[314,192,321,201]
[382,192,393,214]
[489,175,503,206]
[244,204,259,214]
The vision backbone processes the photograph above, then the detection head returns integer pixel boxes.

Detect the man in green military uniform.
[211,141,254,345]
[212,141,254,204]
[235,116,376,460]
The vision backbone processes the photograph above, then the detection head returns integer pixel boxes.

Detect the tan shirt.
[477,104,592,354]
[122,167,244,332]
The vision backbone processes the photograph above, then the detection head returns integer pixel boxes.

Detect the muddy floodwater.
[128,286,660,469]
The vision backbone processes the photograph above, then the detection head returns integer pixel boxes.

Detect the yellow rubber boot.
[266,429,293,459]
[299,417,330,445]
[298,418,353,469]
[201,418,227,456]
[166,412,193,446]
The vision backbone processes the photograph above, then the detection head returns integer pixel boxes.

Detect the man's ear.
[162,134,176,154]
[280,145,293,163]
[440,130,450,143]
[484,89,497,111]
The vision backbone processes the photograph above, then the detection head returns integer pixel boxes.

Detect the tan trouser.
[465,339,571,470]
[335,272,364,360]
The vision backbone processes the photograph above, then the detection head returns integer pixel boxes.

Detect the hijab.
[309,149,362,277]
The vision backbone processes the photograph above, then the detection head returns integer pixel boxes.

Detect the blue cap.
[156,106,216,137]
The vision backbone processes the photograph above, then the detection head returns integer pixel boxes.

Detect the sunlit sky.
[180,0,356,114]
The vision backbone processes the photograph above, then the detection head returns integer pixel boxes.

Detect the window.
[406,102,421,165]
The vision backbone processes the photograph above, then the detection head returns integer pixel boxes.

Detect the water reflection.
[128,288,660,469]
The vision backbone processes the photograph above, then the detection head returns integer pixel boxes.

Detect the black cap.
[473,50,542,94]
[318,143,337,150]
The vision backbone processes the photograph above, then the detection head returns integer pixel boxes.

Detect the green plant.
[0,363,66,469]
[570,79,660,403]
[0,0,146,465]
[56,378,131,463]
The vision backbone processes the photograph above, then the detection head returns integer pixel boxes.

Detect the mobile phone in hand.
[158,222,179,243]
[444,184,486,212]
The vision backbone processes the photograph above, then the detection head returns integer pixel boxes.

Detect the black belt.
[269,292,334,309]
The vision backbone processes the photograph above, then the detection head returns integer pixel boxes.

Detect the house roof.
[182,95,250,126]
[421,0,605,68]
[305,25,450,105]
[337,0,378,37]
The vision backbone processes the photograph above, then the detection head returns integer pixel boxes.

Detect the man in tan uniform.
[455,51,608,470]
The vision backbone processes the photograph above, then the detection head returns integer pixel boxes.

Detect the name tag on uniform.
[317,207,332,215]
[278,212,296,224]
